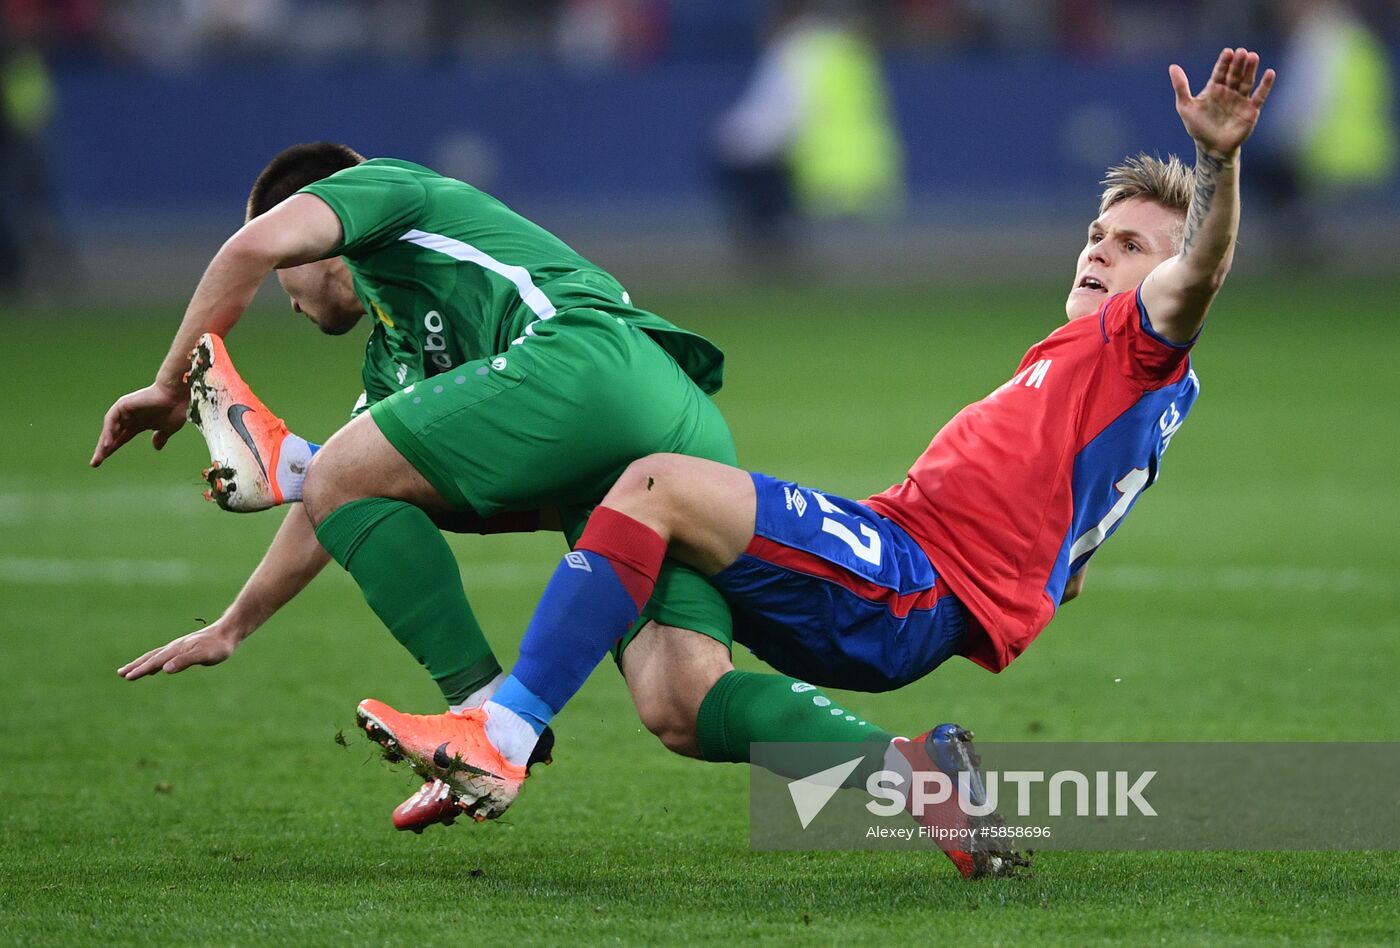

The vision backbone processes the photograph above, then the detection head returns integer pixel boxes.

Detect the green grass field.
[2,277,1397,944]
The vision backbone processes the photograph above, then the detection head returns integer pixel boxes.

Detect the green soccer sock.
[695,670,897,789]
[314,497,501,706]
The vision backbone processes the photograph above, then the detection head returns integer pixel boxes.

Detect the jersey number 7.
[814,491,883,566]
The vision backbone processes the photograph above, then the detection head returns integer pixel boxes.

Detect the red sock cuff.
[576,507,667,610]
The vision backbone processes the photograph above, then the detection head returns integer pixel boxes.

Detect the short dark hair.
[246,142,365,220]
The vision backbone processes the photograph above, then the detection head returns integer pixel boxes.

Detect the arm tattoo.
[1183,146,1225,253]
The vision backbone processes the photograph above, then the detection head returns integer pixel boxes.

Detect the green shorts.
[369,307,736,648]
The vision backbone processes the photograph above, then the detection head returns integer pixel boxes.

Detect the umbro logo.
[564,551,592,572]
[784,487,808,517]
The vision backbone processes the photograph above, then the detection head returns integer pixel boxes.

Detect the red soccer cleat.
[896,724,1032,879]
[392,779,466,833]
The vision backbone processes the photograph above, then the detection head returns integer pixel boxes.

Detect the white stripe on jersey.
[398,229,557,319]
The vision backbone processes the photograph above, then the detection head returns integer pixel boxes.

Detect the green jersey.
[298,159,724,411]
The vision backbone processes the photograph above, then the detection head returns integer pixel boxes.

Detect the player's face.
[277,258,364,336]
[1066,198,1182,320]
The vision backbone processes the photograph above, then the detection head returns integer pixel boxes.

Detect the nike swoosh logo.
[433,742,500,779]
[227,404,269,480]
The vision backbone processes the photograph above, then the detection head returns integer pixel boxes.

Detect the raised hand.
[1169,47,1275,159]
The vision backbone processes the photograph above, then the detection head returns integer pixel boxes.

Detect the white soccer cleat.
[186,333,294,512]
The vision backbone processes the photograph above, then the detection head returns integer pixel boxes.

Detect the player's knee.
[626,654,703,757]
[604,454,690,526]
[622,622,732,759]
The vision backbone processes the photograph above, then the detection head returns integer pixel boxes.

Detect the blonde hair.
[1098,153,1194,248]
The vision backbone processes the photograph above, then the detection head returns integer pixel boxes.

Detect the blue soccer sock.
[483,675,554,765]
[485,508,666,765]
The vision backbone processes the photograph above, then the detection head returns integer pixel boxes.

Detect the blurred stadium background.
[4,2,1399,942]
[4,0,1400,299]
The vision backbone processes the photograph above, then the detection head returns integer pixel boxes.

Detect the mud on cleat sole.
[185,339,215,423]
[361,719,405,763]
[185,333,290,513]
[202,462,239,509]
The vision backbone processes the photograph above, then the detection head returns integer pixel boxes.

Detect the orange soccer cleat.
[357,699,529,821]
[391,726,555,833]
[186,333,294,512]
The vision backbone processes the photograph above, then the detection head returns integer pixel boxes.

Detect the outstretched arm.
[1141,48,1275,344]
[91,195,343,467]
[118,505,330,679]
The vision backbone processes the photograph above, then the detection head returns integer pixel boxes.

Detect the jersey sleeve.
[298,162,428,257]
[1100,285,1195,385]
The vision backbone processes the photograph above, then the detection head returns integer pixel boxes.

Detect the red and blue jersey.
[865,287,1200,672]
